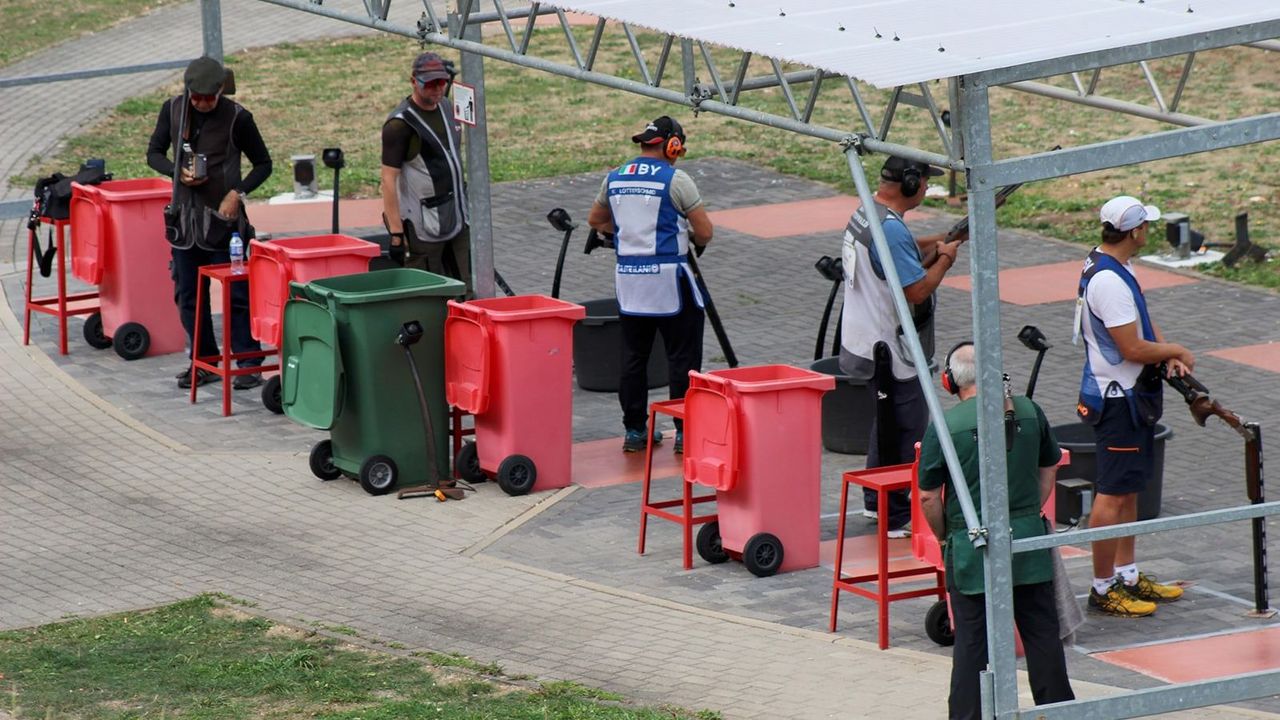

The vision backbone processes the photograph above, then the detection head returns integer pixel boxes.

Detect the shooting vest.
[605,157,703,316]
[388,98,467,247]
[930,396,1055,595]
[168,95,248,251]
[839,201,934,380]
[1074,248,1163,427]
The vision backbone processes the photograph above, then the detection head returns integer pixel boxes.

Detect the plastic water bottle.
[229,232,245,274]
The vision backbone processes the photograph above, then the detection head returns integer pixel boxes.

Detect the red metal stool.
[829,463,945,649]
[23,217,99,355]
[637,399,717,569]
[190,264,278,416]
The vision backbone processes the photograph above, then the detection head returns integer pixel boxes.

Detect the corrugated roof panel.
[542,0,1280,88]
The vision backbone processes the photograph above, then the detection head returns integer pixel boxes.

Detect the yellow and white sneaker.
[1126,572,1184,603]
[1088,579,1157,617]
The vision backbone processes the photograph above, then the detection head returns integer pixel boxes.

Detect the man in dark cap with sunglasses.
[381,51,472,295]
[146,55,272,390]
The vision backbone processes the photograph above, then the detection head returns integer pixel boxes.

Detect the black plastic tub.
[573,298,669,392]
[1052,421,1172,521]
[809,357,873,455]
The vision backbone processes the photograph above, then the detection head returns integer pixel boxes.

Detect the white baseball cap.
[1100,195,1160,232]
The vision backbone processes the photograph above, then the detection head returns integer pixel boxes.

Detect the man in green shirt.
[918,342,1073,720]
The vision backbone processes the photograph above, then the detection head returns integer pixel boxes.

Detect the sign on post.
[452,82,477,127]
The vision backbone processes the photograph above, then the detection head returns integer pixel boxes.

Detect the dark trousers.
[619,279,704,432]
[948,580,1075,720]
[865,369,927,527]
[406,225,473,298]
[171,246,261,365]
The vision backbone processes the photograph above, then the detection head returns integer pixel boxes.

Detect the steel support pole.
[957,75,1019,720]
[1246,423,1270,614]
[459,19,496,299]
[200,0,224,62]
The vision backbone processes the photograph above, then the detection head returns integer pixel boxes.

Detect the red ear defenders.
[664,134,686,161]
[941,341,973,396]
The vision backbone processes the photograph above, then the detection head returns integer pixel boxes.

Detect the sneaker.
[862,509,879,520]
[886,523,912,539]
[232,372,262,390]
[622,427,662,453]
[1126,572,1184,603]
[1088,579,1157,617]
[178,368,219,389]
[674,430,684,454]
[174,365,192,379]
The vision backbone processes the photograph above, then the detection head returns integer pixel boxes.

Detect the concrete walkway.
[2,3,1280,719]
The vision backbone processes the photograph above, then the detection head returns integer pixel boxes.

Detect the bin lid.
[255,234,381,260]
[281,297,343,430]
[696,364,837,394]
[305,268,464,304]
[77,177,173,201]
[461,294,586,323]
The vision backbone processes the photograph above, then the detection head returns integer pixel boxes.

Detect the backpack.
[29,159,112,277]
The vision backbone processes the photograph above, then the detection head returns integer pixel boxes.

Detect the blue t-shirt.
[868,217,925,287]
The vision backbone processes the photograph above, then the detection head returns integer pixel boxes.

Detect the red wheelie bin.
[248,234,380,413]
[911,448,1069,647]
[685,364,834,577]
[70,178,186,359]
[444,295,585,496]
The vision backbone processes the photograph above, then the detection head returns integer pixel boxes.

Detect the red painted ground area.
[1095,627,1280,683]
[571,433,682,488]
[1208,342,1280,374]
[942,260,1198,306]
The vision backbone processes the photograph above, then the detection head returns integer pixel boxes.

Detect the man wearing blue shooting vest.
[1076,195,1194,617]
[588,116,714,453]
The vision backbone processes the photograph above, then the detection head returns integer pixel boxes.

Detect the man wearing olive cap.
[146,55,272,390]
[1075,195,1193,617]
[381,51,471,295]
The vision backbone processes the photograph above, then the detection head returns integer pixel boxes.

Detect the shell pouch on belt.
[410,191,460,253]
[616,255,686,316]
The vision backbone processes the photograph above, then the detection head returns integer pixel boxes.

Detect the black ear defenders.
[941,341,973,396]
[900,165,923,198]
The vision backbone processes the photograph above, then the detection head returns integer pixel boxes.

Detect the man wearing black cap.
[381,51,471,295]
[839,155,964,536]
[146,55,272,390]
[587,116,714,453]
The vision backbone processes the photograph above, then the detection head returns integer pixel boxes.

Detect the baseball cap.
[413,52,454,83]
[184,56,226,95]
[1100,195,1161,232]
[880,155,945,182]
[632,116,685,145]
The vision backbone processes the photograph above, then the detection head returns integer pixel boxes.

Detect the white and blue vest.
[606,157,704,316]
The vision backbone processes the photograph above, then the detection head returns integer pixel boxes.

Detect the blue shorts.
[1093,397,1154,496]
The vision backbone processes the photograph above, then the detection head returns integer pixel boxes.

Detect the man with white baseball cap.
[1074,195,1194,617]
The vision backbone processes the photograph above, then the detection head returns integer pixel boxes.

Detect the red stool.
[23,217,100,355]
[190,264,278,416]
[829,463,945,649]
[637,399,717,569]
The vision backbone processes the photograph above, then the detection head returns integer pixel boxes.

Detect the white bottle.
[229,232,245,274]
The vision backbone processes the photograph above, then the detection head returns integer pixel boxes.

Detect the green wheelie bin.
[281,268,465,495]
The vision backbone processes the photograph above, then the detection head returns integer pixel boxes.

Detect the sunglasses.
[416,77,449,89]
[190,91,219,103]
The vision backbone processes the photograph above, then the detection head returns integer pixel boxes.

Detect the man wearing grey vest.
[381,51,472,296]
[839,156,964,536]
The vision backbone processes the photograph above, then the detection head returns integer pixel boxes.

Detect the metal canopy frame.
[230,2,1278,718]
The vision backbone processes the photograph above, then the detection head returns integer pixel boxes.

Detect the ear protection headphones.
[941,341,973,396]
[662,118,688,161]
[900,165,923,198]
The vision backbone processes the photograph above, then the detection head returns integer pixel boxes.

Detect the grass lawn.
[0,0,179,69]
[0,595,720,719]
[17,27,1280,284]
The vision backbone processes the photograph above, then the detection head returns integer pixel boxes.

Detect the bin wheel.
[455,442,486,483]
[359,455,398,495]
[496,454,537,496]
[925,600,955,647]
[261,375,284,414]
[113,322,150,360]
[308,440,341,481]
[742,533,784,578]
[696,521,730,564]
[82,312,112,349]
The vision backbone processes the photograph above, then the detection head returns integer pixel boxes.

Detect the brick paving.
[2,3,1280,719]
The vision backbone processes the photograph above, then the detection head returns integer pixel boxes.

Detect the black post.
[814,277,841,362]
[551,227,571,299]
[331,166,340,234]
[1025,349,1047,399]
[686,250,738,368]
[1245,422,1270,614]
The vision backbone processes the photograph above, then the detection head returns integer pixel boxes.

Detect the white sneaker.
[862,509,878,520]
[886,524,912,539]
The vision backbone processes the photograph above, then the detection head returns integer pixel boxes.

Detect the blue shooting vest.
[605,157,702,316]
[1076,248,1163,427]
